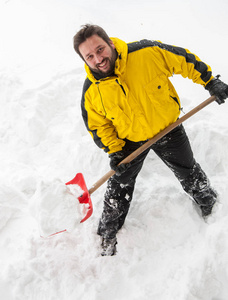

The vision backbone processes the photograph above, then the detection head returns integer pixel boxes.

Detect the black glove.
[205,75,228,104]
[109,151,131,176]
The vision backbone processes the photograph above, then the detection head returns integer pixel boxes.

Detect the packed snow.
[0,0,228,299]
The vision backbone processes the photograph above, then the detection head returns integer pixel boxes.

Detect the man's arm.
[81,79,125,153]
[150,41,228,103]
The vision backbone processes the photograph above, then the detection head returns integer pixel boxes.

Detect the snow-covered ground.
[1,0,228,299]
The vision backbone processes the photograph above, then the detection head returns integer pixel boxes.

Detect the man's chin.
[92,68,114,79]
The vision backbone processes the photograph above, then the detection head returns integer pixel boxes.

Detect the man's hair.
[73,24,111,59]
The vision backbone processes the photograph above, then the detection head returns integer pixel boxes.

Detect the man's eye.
[98,47,104,53]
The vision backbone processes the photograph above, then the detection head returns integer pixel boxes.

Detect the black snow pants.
[97,124,216,239]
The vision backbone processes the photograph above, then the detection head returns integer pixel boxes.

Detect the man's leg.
[151,124,217,217]
[98,141,149,255]
[97,175,136,240]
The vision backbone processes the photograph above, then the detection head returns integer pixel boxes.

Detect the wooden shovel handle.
[88,95,216,195]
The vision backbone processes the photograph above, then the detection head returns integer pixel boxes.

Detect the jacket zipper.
[170,95,182,111]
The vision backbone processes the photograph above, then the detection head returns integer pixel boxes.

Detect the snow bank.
[1,66,228,300]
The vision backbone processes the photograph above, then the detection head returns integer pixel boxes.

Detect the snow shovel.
[66,95,216,223]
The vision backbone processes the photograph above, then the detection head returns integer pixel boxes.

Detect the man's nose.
[94,54,103,65]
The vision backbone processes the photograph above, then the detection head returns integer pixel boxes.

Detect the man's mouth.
[97,59,109,70]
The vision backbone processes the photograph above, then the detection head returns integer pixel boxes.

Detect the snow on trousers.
[97,125,217,239]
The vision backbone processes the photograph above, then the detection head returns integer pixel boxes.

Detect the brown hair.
[73,24,111,59]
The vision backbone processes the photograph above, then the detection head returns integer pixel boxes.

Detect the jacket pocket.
[144,74,170,105]
[106,105,131,135]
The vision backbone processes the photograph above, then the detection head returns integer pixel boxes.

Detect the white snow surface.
[1,0,228,299]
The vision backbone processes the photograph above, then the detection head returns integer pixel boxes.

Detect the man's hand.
[109,151,131,176]
[205,75,228,104]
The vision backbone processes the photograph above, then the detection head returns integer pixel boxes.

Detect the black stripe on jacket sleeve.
[81,78,110,152]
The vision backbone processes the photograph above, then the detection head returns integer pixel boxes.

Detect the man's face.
[78,34,116,77]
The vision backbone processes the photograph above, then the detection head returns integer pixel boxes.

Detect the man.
[73,24,228,256]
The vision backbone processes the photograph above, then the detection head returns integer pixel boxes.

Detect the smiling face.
[78,34,117,78]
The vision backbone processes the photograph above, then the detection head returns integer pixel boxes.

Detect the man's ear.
[109,40,115,49]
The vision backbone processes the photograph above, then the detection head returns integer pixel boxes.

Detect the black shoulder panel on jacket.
[81,78,92,128]
[127,39,156,53]
[81,77,110,153]
[127,39,211,83]
[82,77,92,99]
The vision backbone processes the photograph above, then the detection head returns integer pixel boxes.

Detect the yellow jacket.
[81,38,213,154]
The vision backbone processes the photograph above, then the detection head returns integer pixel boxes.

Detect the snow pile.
[30,180,84,237]
[0,0,228,299]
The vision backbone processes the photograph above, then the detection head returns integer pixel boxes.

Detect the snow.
[30,181,84,237]
[0,0,228,299]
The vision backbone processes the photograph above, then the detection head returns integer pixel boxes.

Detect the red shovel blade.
[65,173,93,223]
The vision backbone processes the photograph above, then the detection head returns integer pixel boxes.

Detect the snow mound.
[30,180,84,237]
